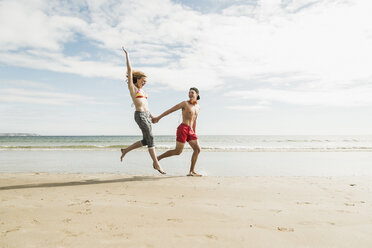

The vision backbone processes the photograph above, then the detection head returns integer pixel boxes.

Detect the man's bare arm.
[155,101,185,122]
[192,115,197,132]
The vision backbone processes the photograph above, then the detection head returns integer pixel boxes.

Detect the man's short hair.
[190,87,200,100]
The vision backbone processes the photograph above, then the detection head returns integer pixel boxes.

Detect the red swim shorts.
[176,123,198,143]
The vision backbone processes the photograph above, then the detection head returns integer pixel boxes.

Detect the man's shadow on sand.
[0,175,184,191]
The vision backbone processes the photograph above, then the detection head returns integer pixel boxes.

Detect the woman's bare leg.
[120,141,142,162]
[148,148,166,174]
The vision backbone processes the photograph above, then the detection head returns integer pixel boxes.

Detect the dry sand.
[1,173,372,247]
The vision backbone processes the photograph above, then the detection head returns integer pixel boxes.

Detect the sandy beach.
[1,173,372,247]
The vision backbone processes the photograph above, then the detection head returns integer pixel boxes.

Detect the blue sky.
[1,0,372,135]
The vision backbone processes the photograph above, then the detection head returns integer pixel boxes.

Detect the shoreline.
[2,151,372,177]
[2,147,372,152]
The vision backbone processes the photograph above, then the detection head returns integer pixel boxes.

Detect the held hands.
[152,116,160,124]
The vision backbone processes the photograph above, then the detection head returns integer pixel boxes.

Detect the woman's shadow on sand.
[0,175,183,191]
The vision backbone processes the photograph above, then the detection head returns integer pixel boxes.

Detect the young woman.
[120,46,165,174]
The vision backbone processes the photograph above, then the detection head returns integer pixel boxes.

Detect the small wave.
[1,145,372,152]
[0,145,127,150]
[199,147,372,152]
[281,139,332,143]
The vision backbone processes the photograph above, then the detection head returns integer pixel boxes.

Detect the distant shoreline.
[2,134,372,137]
[0,133,41,137]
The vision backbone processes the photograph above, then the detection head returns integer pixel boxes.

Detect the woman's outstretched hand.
[122,46,128,54]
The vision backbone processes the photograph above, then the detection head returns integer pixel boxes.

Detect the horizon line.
[1,133,372,137]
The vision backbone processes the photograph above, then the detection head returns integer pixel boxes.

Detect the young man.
[152,87,202,176]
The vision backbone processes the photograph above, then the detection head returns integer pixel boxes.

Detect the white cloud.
[226,105,270,111]
[0,0,86,51]
[225,85,372,107]
[1,80,57,90]
[0,88,100,105]
[0,0,372,98]
[0,51,122,79]
[222,4,257,16]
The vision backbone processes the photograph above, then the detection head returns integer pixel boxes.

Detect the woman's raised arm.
[122,46,135,92]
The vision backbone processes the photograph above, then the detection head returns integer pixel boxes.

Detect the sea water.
[1,135,372,176]
[1,135,372,151]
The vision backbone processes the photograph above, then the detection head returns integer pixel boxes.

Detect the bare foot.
[120,148,127,162]
[153,162,166,175]
[187,171,202,177]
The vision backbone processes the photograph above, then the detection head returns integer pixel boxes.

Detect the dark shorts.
[134,111,154,148]
[176,123,198,143]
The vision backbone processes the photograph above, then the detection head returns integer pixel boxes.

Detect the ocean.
[1,135,372,151]
[1,135,372,176]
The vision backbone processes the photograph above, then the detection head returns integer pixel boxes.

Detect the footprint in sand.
[168,202,175,207]
[270,209,282,213]
[63,229,84,237]
[62,218,72,223]
[250,224,272,230]
[205,234,218,240]
[206,203,217,207]
[107,224,118,231]
[277,227,294,232]
[77,208,92,215]
[296,202,311,205]
[31,219,40,224]
[113,233,129,238]
[167,218,183,223]
[337,210,351,213]
[344,203,355,206]
[1,226,21,237]
[68,199,91,207]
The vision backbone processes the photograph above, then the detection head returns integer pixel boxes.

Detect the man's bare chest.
[183,105,198,117]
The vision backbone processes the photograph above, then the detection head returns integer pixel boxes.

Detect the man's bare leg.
[121,141,142,162]
[148,148,166,174]
[157,142,185,161]
[187,139,202,176]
